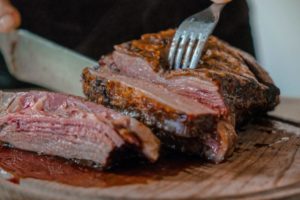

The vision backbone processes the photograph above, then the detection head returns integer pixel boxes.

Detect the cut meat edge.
[109,51,228,115]
[87,68,218,116]
[82,68,237,163]
[0,91,160,169]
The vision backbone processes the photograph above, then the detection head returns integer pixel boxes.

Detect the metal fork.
[168,0,231,70]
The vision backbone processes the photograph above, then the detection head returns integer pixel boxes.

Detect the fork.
[168,0,231,70]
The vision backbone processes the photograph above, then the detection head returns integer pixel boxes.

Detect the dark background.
[1,0,254,88]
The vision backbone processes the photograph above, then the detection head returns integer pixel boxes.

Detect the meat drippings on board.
[0,144,196,187]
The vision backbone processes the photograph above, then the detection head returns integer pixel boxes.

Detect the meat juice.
[0,145,196,188]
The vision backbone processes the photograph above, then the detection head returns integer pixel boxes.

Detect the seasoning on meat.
[82,29,279,163]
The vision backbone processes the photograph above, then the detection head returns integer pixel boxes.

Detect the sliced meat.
[0,91,160,169]
[83,69,236,163]
[82,29,280,163]
[110,30,279,123]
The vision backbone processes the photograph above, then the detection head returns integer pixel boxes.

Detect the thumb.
[0,0,21,32]
[211,0,232,4]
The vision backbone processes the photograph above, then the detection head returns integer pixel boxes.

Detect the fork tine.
[189,33,204,69]
[174,33,189,70]
[168,33,180,68]
[182,33,196,69]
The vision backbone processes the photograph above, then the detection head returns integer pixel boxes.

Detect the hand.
[211,0,232,4]
[0,0,20,32]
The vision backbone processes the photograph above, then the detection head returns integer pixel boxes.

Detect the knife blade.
[0,29,97,96]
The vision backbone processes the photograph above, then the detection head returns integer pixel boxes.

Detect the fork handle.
[211,0,231,4]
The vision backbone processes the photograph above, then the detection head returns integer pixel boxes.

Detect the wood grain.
[0,98,300,200]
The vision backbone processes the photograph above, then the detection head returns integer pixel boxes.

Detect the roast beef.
[0,91,160,169]
[82,29,280,163]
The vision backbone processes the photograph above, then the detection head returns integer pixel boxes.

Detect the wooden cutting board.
[0,97,300,200]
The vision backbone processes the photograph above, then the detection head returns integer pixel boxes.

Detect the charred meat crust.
[82,29,279,163]
[82,69,236,163]
[110,30,279,121]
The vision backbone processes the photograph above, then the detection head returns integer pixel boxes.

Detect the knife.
[0,29,97,96]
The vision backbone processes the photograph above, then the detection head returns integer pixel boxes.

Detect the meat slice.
[0,91,160,169]
[82,29,280,163]
[83,68,236,163]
